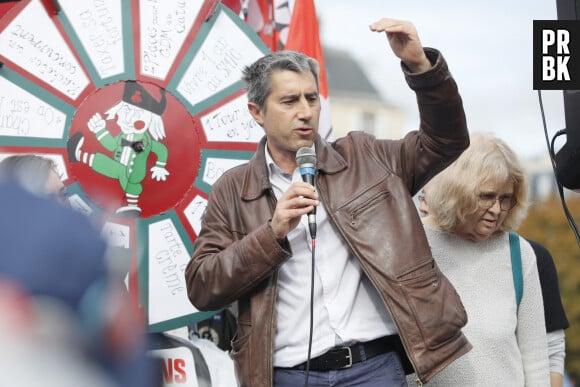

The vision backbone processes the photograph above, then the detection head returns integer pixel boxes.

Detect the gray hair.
[0,154,58,195]
[242,50,320,110]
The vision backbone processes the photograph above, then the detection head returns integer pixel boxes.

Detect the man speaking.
[186,17,471,387]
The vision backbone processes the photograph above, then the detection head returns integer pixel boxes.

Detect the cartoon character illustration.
[68,81,169,217]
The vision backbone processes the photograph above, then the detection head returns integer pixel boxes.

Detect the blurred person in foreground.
[0,162,161,386]
[186,17,471,387]
[413,133,549,386]
[0,154,67,204]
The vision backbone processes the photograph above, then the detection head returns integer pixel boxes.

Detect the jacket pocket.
[397,261,467,350]
[230,319,251,385]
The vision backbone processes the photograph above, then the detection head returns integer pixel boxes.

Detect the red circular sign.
[68,81,200,218]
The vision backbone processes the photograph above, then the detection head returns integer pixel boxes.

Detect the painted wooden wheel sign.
[0,0,267,332]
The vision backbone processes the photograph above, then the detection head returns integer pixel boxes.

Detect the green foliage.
[519,194,580,378]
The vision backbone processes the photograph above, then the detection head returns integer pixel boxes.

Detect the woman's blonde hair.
[425,133,529,233]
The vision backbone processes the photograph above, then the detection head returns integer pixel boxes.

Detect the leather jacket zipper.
[349,191,390,222]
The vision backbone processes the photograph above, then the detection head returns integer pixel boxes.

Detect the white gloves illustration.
[88,113,106,133]
[150,166,170,181]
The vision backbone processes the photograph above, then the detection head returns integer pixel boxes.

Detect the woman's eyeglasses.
[477,193,516,211]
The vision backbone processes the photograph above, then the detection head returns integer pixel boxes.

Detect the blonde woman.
[412,133,549,386]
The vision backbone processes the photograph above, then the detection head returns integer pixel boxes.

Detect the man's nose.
[297,99,313,120]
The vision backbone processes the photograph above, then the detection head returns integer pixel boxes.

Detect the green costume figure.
[68,82,170,217]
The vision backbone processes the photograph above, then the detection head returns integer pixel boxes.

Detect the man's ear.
[247,102,264,125]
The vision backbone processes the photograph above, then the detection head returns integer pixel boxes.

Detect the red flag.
[284,0,333,140]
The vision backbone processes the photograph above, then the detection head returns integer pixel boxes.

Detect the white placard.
[148,218,197,325]
[0,77,67,139]
[0,0,90,99]
[200,94,262,143]
[176,10,264,106]
[149,347,199,387]
[183,195,207,237]
[139,0,203,80]
[202,157,247,187]
[58,0,125,79]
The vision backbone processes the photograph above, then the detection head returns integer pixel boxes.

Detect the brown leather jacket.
[185,49,471,386]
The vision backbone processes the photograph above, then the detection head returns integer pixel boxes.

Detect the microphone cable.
[537,90,580,247]
[295,147,318,386]
[304,236,315,387]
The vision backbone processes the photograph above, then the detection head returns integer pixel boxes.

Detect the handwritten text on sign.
[200,94,262,143]
[176,10,264,106]
[0,0,90,99]
[202,157,247,187]
[148,218,197,325]
[58,0,125,79]
[0,77,66,139]
[140,0,203,80]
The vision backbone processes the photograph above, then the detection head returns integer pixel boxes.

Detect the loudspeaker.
[554,0,580,189]
[556,0,580,20]
[556,0,580,143]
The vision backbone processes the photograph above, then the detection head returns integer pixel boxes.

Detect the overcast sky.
[312,0,566,161]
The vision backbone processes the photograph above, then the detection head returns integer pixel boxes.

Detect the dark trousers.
[273,350,407,387]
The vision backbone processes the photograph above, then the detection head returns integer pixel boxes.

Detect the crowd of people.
[0,14,572,387]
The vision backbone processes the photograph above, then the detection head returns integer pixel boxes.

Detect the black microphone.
[296,147,317,239]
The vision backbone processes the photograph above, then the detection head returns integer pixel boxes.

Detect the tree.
[519,194,580,378]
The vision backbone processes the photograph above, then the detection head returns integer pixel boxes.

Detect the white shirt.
[265,145,396,368]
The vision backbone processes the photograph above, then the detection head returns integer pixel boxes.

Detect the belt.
[285,335,401,372]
